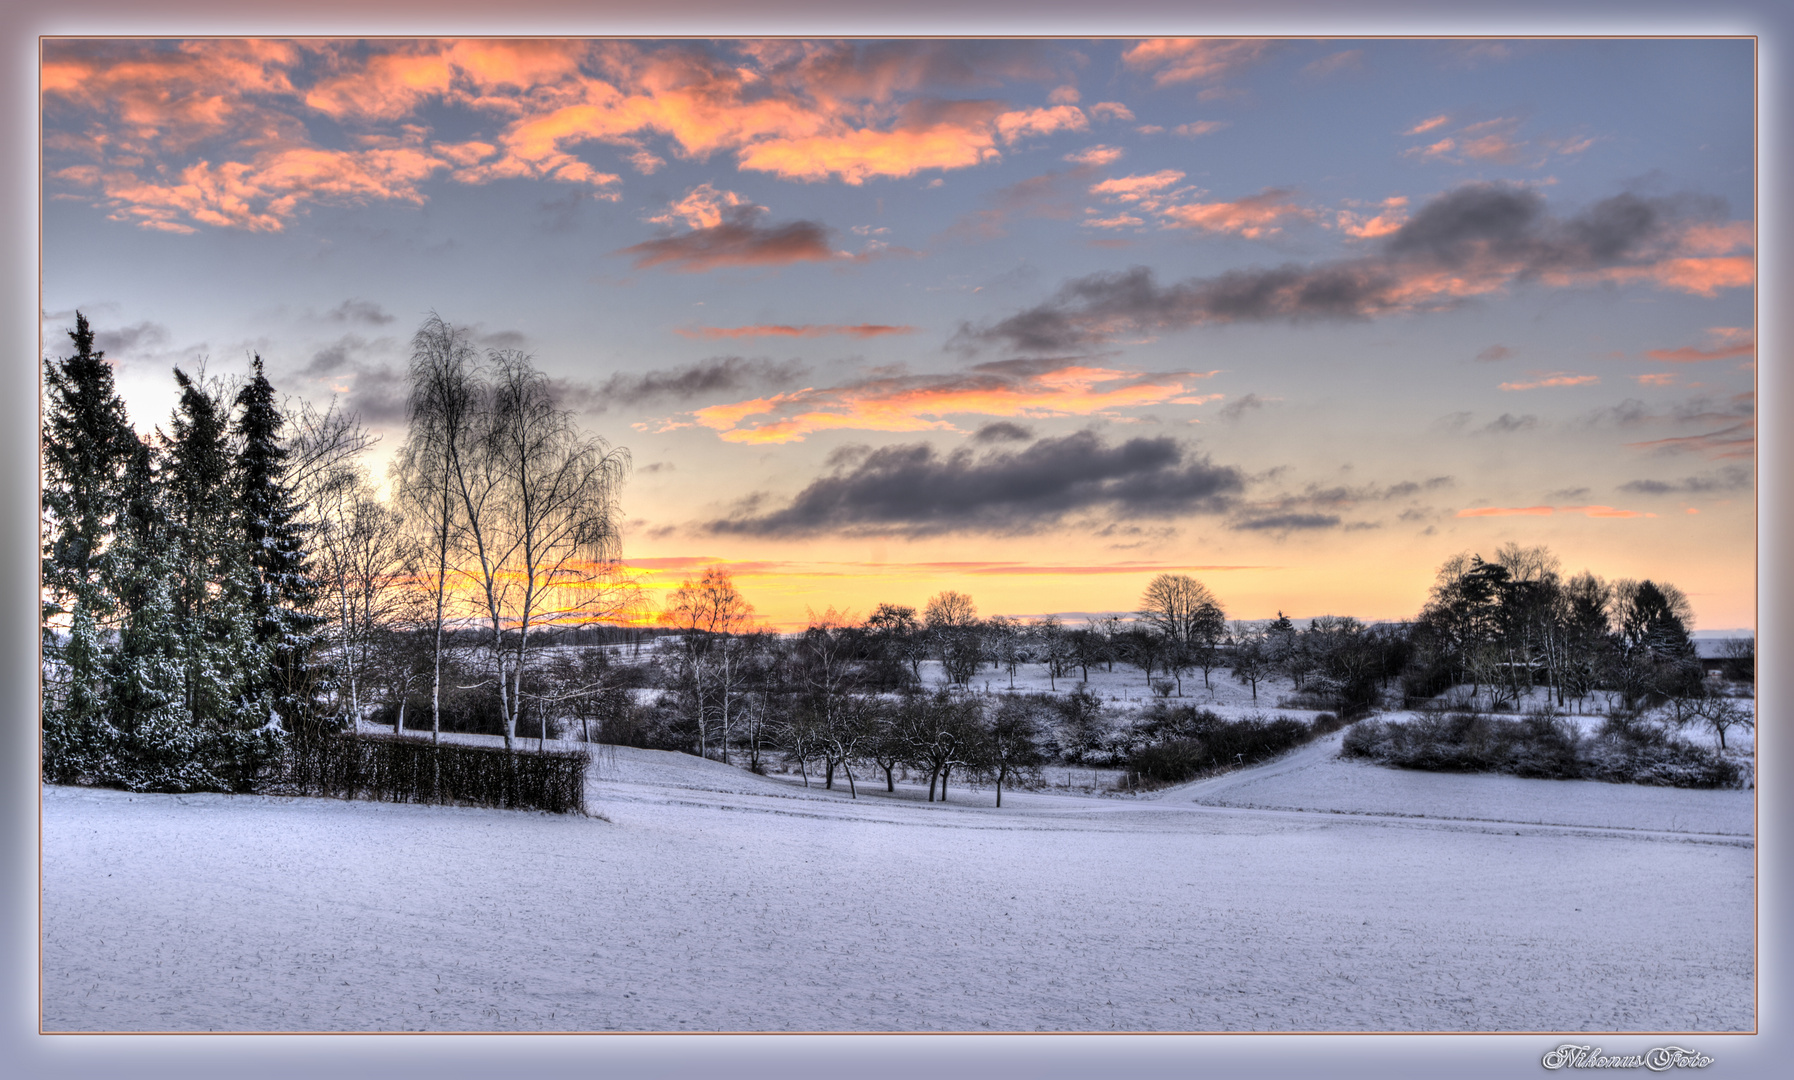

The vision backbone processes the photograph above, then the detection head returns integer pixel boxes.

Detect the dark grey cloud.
[1579,398,1651,427]
[1618,465,1752,495]
[960,184,1722,353]
[478,329,528,350]
[1233,513,1341,532]
[1483,412,1539,433]
[1227,475,1450,532]
[1476,344,1513,362]
[296,335,371,377]
[708,430,1245,537]
[341,366,409,425]
[278,334,409,425]
[1670,391,1754,424]
[327,299,394,326]
[972,421,1035,443]
[1218,393,1274,421]
[574,357,809,414]
[615,207,836,272]
[1546,487,1591,501]
[90,320,170,360]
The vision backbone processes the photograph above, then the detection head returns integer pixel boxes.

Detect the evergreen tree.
[41,312,138,780]
[161,367,279,788]
[233,356,325,736]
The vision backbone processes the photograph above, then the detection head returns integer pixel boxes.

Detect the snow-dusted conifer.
[233,356,325,737]
[161,367,280,788]
[41,312,139,781]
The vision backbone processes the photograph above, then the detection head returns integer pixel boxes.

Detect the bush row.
[270,733,589,814]
[1341,712,1741,788]
[1122,707,1326,788]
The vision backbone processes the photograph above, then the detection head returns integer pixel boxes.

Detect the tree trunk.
[844,761,856,799]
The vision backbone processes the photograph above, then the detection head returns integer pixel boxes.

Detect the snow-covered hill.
[42,736,1754,1032]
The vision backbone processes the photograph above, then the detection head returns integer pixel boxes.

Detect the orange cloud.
[1498,373,1600,391]
[736,120,1004,184]
[1635,372,1678,386]
[43,39,304,154]
[1457,505,1655,519]
[1088,102,1135,122]
[1590,257,1755,297]
[1336,195,1409,239]
[48,40,1091,231]
[1173,121,1227,137]
[1121,39,1270,86]
[1089,170,1185,201]
[1159,188,1314,238]
[649,183,757,229]
[1457,117,1524,163]
[1405,114,1450,135]
[686,364,1222,444]
[1082,213,1145,230]
[995,105,1088,143]
[1065,144,1125,166]
[676,324,916,340]
[96,144,453,233]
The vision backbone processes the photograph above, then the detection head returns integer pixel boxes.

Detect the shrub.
[1122,711,1310,788]
[272,733,589,813]
[1342,711,1740,788]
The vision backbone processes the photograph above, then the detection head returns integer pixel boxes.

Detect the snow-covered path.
[41,742,1754,1033]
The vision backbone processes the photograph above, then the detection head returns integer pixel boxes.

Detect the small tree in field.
[983,695,1047,807]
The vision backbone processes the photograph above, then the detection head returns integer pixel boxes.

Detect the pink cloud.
[686,364,1221,443]
[1122,39,1271,86]
[1498,373,1600,391]
[1158,188,1315,238]
[1064,144,1125,167]
[675,324,916,339]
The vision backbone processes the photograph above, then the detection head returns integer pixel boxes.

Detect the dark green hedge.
[273,733,589,814]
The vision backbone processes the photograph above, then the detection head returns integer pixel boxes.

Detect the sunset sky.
[39,37,1756,630]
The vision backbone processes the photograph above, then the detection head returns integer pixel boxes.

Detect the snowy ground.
[42,729,1754,1033]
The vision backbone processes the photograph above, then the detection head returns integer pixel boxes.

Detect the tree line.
[42,312,1747,796]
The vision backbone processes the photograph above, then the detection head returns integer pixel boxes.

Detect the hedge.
[272,732,589,814]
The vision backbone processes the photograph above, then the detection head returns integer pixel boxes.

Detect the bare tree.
[394,314,478,745]
[924,590,982,685]
[661,567,755,761]
[312,474,409,727]
[460,350,632,757]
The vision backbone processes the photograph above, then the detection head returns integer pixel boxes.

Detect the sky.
[39,37,1756,630]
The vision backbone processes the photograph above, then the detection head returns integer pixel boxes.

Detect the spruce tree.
[41,312,138,781]
[233,356,324,736]
[162,367,278,788]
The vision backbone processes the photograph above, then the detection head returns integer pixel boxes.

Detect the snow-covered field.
[42,728,1754,1033]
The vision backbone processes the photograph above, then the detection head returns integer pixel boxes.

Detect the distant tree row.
[42,312,1747,797]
